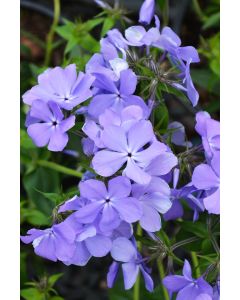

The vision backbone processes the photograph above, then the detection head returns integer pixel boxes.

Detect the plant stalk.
[191,251,201,278]
[133,224,142,300]
[157,259,170,300]
[44,0,61,66]
[37,160,82,178]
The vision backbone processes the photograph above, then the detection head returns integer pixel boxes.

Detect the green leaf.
[48,273,63,287]
[101,17,115,37]
[20,129,36,150]
[23,209,50,226]
[23,167,60,215]
[202,12,220,30]
[20,288,44,300]
[83,17,104,31]
[178,221,208,238]
[36,190,63,206]
[154,102,169,134]
[80,34,100,53]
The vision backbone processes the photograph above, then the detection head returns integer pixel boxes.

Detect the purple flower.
[26,100,75,152]
[195,111,220,160]
[163,169,205,221]
[23,64,94,110]
[107,237,154,291]
[20,221,76,262]
[58,196,88,213]
[163,259,213,300]
[88,69,149,119]
[192,152,220,215]
[213,279,220,300]
[83,105,147,152]
[164,121,192,148]
[132,177,172,232]
[106,29,129,53]
[86,53,129,81]
[144,150,178,177]
[74,177,142,231]
[92,120,167,184]
[62,215,112,266]
[139,0,155,25]
[173,60,199,106]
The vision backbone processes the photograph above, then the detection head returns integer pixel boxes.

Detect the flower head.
[26,100,75,151]
[163,259,213,300]
[88,69,149,119]
[108,237,154,291]
[74,176,142,231]
[92,119,167,184]
[23,64,94,110]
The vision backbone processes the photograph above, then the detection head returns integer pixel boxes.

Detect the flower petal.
[127,120,154,152]
[122,262,139,290]
[163,275,189,292]
[124,159,151,185]
[74,201,104,223]
[102,125,128,152]
[92,150,127,177]
[108,176,131,199]
[139,203,161,232]
[85,234,112,257]
[80,179,107,201]
[113,197,142,223]
[111,237,136,262]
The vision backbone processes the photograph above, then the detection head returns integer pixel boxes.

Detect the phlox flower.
[74,176,142,231]
[163,259,213,300]
[20,220,76,262]
[192,152,220,214]
[26,100,75,152]
[132,177,172,232]
[107,237,153,291]
[23,64,94,110]
[92,119,167,184]
[195,111,220,160]
[88,69,149,118]
[139,0,155,25]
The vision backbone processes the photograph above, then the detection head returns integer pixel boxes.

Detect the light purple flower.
[192,152,220,214]
[88,69,149,119]
[86,53,128,81]
[163,169,205,221]
[139,0,155,25]
[83,105,147,152]
[58,196,89,213]
[163,259,213,300]
[26,100,75,152]
[92,120,167,184]
[165,121,192,148]
[173,60,199,106]
[20,221,76,262]
[23,64,94,110]
[132,177,172,232]
[62,215,112,266]
[74,177,142,231]
[107,237,153,291]
[195,111,220,160]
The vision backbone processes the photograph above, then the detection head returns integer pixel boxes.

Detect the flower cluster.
[21,0,220,297]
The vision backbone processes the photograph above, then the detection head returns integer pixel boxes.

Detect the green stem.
[191,251,201,278]
[44,0,61,66]
[133,225,142,300]
[157,259,170,300]
[37,160,82,178]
